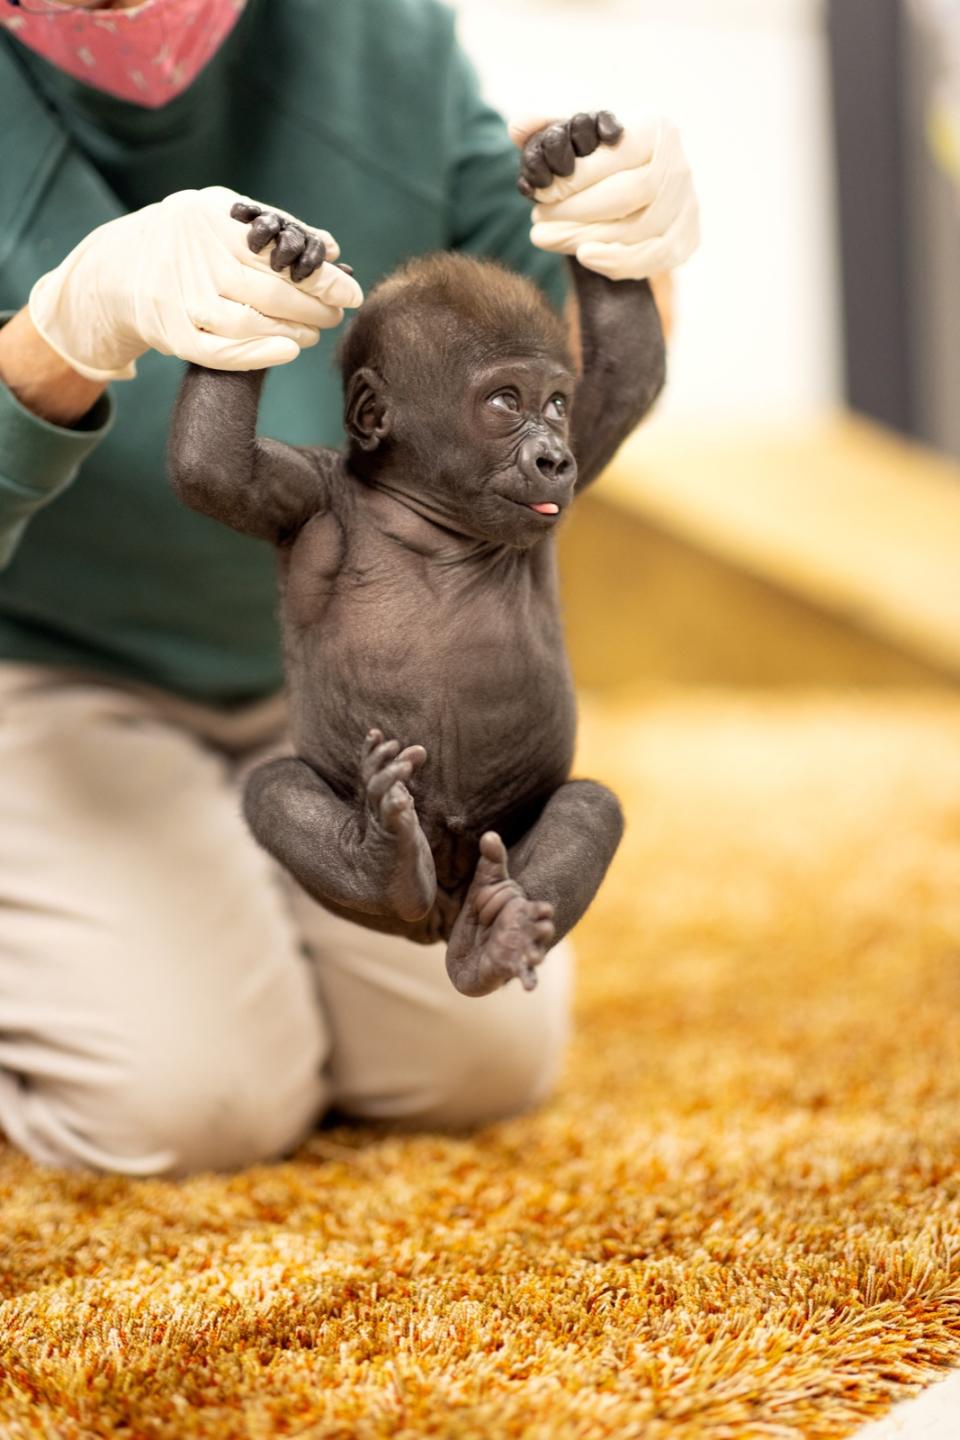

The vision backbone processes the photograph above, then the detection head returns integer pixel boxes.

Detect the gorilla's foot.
[445,832,556,997]
[360,728,435,922]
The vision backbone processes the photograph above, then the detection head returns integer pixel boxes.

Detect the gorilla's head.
[339,253,577,549]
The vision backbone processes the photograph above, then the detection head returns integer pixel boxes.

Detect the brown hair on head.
[337,252,571,392]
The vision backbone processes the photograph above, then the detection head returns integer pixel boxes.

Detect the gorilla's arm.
[517,112,667,494]
[168,366,339,544]
[568,259,666,493]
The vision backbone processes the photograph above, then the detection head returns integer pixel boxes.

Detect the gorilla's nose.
[518,436,576,487]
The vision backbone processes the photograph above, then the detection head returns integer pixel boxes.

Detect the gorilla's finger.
[230,200,263,224]
[596,110,624,145]
[372,738,402,765]
[291,234,327,282]
[517,175,536,200]
[521,134,553,191]
[570,112,600,157]
[397,744,428,770]
[270,224,307,273]
[247,212,284,254]
[367,761,414,802]
[541,121,576,177]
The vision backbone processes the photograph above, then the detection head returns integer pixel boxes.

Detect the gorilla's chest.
[282,510,577,841]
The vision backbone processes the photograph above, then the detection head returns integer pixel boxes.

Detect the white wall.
[451,0,842,432]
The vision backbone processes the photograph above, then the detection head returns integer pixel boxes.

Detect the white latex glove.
[509,114,700,281]
[29,186,363,382]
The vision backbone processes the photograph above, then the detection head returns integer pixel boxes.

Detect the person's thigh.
[0,668,329,1177]
[290,891,574,1130]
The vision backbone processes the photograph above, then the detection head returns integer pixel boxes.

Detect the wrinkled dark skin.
[168,113,666,997]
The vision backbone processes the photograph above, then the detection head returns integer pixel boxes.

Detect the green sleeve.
[0,317,114,569]
[445,45,568,313]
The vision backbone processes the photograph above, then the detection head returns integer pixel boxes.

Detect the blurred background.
[452,0,960,693]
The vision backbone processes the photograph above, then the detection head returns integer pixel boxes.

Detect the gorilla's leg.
[445,780,624,997]
[244,732,436,923]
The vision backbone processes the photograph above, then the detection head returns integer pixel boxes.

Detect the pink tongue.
[530,502,560,515]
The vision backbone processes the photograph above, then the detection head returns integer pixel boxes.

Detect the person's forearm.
[0,308,107,427]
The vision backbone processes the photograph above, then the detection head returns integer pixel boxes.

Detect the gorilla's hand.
[29,187,363,381]
[516,110,624,198]
[512,111,700,281]
[229,201,357,286]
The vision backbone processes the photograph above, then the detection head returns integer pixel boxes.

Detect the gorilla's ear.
[345,367,390,452]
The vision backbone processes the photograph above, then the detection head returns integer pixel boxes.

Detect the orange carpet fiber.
[3,690,960,1439]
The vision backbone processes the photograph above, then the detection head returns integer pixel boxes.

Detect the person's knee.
[21,983,330,1179]
[102,1039,328,1177]
[387,938,574,1131]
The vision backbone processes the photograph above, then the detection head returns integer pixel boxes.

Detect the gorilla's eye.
[546,394,568,419]
[488,389,521,414]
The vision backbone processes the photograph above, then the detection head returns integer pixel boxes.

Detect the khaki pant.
[0,665,572,1178]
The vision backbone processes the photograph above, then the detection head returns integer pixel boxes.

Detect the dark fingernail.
[596,110,624,144]
[271,245,306,274]
[517,175,535,199]
[336,262,354,275]
[269,227,307,272]
[523,140,553,191]
[291,237,326,282]
[247,212,283,253]
[542,120,576,177]
[230,200,262,223]
[570,111,599,157]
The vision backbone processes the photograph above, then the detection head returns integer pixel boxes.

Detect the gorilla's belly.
[287,577,577,855]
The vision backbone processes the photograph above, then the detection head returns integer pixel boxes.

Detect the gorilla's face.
[461,353,577,546]
[365,349,577,550]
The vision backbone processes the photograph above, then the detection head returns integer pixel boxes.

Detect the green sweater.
[0,0,564,704]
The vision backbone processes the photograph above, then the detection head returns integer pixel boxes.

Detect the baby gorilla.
[168,113,665,997]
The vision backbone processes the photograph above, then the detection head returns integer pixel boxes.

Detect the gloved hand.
[509,113,700,281]
[28,186,363,382]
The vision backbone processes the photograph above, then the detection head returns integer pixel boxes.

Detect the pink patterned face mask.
[2,0,248,108]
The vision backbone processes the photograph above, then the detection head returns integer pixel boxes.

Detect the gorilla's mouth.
[499,494,565,519]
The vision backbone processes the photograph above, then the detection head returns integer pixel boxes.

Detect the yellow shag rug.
[3,689,960,1439]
